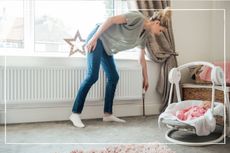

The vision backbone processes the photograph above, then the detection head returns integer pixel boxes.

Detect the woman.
[70,8,171,128]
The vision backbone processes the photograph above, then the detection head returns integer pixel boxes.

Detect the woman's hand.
[85,15,127,53]
[85,37,97,52]
[143,77,149,92]
[139,49,149,92]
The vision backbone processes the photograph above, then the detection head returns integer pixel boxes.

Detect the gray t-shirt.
[99,11,149,55]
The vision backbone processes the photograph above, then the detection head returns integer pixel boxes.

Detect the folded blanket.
[199,61,230,84]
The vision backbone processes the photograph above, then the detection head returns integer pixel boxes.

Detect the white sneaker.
[69,113,85,128]
[103,115,126,123]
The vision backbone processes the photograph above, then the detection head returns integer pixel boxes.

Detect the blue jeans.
[72,25,119,114]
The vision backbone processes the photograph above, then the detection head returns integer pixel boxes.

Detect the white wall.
[211,1,230,61]
[171,0,228,63]
[171,0,214,65]
[171,0,227,82]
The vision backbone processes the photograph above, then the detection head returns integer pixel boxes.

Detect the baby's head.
[202,101,211,110]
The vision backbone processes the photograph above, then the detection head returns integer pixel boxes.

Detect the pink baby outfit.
[176,106,207,121]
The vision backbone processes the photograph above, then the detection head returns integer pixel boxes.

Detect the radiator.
[0,66,142,104]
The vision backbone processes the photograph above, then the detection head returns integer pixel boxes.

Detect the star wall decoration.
[64,30,86,56]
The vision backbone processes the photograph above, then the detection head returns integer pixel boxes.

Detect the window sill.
[0,48,152,61]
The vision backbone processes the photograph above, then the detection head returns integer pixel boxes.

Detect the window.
[35,0,113,53]
[0,0,24,48]
[0,0,133,58]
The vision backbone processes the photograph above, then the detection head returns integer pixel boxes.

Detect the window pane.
[34,0,113,54]
[0,0,24,48]
[114,0,128,15]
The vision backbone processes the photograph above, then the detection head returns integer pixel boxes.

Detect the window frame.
[0,0,29,55]
[0,0,138,59]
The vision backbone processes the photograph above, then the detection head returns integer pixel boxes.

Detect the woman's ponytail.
[159,7,171,28]
[150,7,172,28]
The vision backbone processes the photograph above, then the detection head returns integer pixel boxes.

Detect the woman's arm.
[86,15,127,52]
[139,49,149,91]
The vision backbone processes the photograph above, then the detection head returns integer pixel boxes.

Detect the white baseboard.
[0,101,161,124]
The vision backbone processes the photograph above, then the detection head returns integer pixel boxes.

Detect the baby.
[202,100,211,110]
[176,101,211,121]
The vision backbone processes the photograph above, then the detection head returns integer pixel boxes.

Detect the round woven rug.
[69,144,175,153]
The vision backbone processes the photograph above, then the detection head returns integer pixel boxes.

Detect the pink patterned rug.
[69,144,175,153]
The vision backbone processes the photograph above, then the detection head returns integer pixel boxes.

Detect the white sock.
[69,113,85,128]
[103,115,126,123]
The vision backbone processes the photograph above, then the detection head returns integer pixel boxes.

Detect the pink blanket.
[176,106,207,121]
[199,61,230,84]
[159,100,221,136]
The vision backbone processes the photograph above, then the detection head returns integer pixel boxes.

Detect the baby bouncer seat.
[158,61,229,146]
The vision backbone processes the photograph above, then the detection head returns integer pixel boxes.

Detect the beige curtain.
[128,0,178,111]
